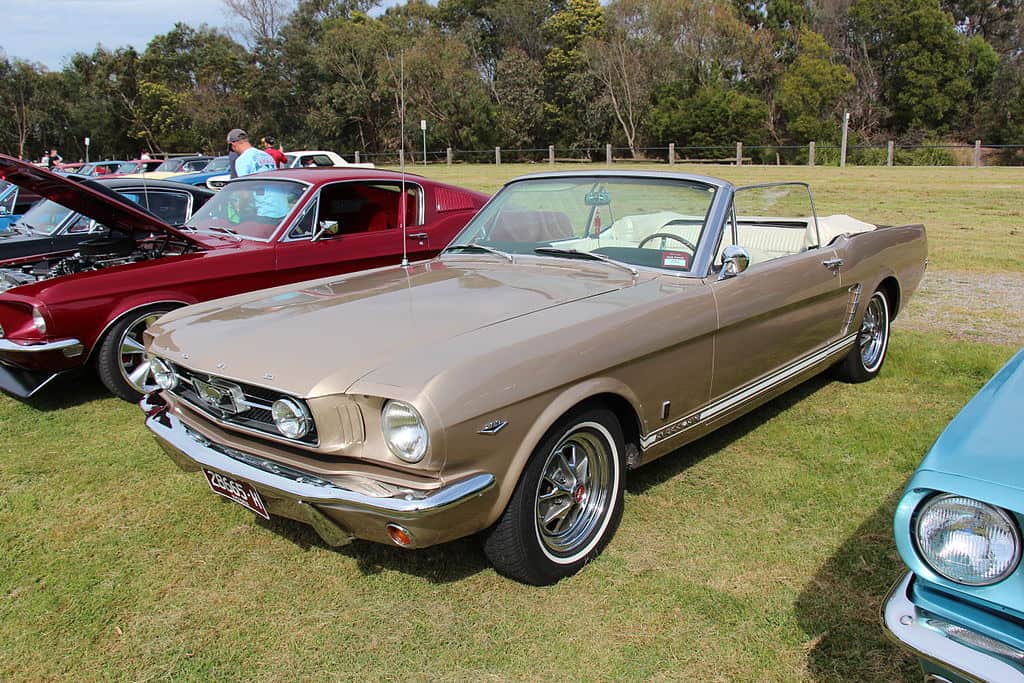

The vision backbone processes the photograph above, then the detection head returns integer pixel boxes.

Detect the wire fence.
[354,142,1024,167]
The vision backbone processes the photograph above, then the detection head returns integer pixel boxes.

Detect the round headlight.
[149,356,178,391]
[382,400,428,463]
[271,397,312,439]
[31,307,46,334]
[915,494,1021,586]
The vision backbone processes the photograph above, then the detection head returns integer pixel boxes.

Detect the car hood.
[0,155,204,248]
[915,347,1024,494]
[148,258,638,397]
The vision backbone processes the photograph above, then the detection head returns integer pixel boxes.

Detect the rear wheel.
[483,407,625,585]
[836,289,890,383]
[96,305,176,401]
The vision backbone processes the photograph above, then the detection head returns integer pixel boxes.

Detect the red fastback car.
[0,155,488,401]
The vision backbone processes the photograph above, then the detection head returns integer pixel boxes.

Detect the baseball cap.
[226,128,248,143]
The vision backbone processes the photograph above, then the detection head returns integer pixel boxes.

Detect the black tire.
[835,289,890,383]
[96,305,177,402]
[483,407,625,585]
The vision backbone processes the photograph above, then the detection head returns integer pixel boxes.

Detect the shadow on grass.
[794,493,920,682]
[255,515,490,584]
[18,370,111,411]
[627,373,831,495]
[252,373,839,584]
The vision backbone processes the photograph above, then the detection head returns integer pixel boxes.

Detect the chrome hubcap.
[859,295,888,371]
[534,426,613,558]
[118,312,163,392]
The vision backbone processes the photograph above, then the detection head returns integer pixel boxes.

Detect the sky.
[4,0,248,71]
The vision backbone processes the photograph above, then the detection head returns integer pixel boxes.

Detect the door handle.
[822,258,843,273]
[407,232,428,240]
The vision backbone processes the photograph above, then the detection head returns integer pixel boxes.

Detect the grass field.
[1,165,1021,680]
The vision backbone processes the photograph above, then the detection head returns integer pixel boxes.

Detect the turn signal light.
[386,523,413,547]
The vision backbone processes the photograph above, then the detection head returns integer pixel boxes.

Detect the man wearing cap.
[227,128,276,176]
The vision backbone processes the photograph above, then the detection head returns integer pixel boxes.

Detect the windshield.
[0,182,16,215]
[115,162,140,174]
[185,179,306,240]
[154,159,184,173]
[202,157,230,173]
[448,176,717,273]
[15,199,74,235]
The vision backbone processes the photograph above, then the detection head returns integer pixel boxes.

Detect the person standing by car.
[261,136,288,168]
[45,149,62,169]
[227,129,275,177]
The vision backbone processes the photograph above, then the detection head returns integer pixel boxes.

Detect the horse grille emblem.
[193,378,244,415]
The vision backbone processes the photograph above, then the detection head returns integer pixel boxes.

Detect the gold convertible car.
[141,171,927,584]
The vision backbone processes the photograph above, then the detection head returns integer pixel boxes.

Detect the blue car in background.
[884,347,1024,682]
[0,181,21,231]
[168,155,231,187]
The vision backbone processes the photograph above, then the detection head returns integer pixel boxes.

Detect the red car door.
[273,180,435,281]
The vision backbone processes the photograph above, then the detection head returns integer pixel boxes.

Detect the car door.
[273,180,432,281]
[710,184,854,400]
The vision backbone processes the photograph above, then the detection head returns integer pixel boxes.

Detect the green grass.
[393,163,1024,273]
[1,165,1022,680]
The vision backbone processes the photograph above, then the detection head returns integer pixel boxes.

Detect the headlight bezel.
[271,397,313,440]
[914,493,1022,587]
[381,400,429,464]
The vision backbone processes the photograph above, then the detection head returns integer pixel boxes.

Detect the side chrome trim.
[882,573,1024,683]
[0,337,83,356]
[640,333,857,450]
[143,394,495,517]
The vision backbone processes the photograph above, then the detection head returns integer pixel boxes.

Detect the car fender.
[489,376,644,523]
[85,295,196,362]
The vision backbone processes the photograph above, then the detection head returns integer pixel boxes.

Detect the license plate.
[203,469,270,520]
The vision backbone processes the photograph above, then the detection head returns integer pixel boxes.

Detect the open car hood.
[0,154,205,248]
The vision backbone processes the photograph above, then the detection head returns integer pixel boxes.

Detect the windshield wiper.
[188,224,242,241]
[533,247,638,277]
[443,243,514,263]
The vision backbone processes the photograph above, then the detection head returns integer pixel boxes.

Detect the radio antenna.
[399,50,409,269]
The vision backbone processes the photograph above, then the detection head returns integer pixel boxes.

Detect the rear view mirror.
[584,189,610,206]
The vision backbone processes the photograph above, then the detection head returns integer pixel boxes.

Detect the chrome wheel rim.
[118,311,164,393]
[859,294,888,372]
[534,423,614,560]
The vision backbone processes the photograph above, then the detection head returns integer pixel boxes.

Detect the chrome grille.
[167,362,319,445]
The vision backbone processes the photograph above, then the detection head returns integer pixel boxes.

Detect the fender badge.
[263,373,274,380]
[216,362,226,369]
[478,420,508,435]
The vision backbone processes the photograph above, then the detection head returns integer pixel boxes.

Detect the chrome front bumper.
[142,394,497,547]
[883,572,1024,683]
[0,337,83,356]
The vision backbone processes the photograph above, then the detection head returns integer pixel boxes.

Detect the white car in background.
[206,151,374,190]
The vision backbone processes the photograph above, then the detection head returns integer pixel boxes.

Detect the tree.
[777,28,855,142]
[222,0,297,46]
[494,47,545,148]
[647,81,769,150]
[849,0,972,133]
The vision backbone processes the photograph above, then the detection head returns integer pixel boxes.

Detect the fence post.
[446,147,452,166]
[548,145,555,164]
[735,142,743,166]
[808,141,815,167]
[354,151,360,164]
[495,147,501,165]
[840,111,850,167]
[974,140,982,167]
[606,144,613,164]
[668,143,675,166]
[887,141,894,167]
[399,148,405,167]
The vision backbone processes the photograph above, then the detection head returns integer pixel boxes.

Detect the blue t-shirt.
[236,147,277,177]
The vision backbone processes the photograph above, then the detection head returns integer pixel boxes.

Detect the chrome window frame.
[277,179,426,244]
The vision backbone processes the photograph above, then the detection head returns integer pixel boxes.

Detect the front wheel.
[96,305,176,401]
[835,289,890,383]
[483,407,625,585]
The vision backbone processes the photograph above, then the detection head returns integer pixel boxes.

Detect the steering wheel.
[638,232,697,251]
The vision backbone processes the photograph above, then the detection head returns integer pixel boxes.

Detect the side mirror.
[311,220,339,242]
[718,245,751,280]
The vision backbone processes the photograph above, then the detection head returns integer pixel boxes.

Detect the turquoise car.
[884,347,1024,682]
[0,181,21,231]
